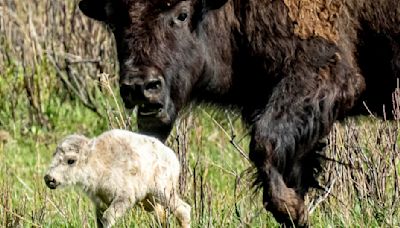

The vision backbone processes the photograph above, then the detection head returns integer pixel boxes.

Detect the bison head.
[79,0,228,141]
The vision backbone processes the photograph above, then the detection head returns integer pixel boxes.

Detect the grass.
[1,0,400,227]
[0,83,274,227]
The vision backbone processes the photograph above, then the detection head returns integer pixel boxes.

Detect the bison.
[78,0,400,226]
[44,130,191,228]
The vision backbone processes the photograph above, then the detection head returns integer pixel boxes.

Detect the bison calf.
[44,129,190,228]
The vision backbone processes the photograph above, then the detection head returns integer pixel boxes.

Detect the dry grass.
[1,0,116,122]
[317,113,400,226]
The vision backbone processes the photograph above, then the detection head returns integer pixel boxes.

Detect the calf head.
[44,135,89,189]
[79,0,228,141]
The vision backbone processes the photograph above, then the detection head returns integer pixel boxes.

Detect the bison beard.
[79,0,400,226]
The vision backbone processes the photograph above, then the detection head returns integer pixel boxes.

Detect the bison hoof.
[263,187,308,227]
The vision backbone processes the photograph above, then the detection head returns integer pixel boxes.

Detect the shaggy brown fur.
[79,0,400,226]
[283,0,342,42]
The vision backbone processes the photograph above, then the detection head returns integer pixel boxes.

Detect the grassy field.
[1,1,400,227]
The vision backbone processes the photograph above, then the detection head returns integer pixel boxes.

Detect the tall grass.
[1,0,400,227]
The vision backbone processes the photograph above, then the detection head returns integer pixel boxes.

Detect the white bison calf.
[44,129,190,228]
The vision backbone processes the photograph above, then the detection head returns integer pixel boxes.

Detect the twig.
[45,195,68,220]
[202,110,250,162]
[363,101,378,120]
[308,178,336,214]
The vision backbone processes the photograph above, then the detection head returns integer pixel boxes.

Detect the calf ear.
[79,0,107,21]
[203,0,228,11]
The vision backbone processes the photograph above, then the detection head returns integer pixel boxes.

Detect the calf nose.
[44,174,58,189]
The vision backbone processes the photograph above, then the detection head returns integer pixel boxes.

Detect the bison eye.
[177,12,188,22]
[67,159,76,165]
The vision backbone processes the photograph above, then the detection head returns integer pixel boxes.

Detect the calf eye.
[177,12,188,22]
[67,159,76,165]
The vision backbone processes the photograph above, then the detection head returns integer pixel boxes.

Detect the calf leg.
[101,197,134,228]
[156,189,191,228]
[167,197,191,228]
[141,196,166,225]
[96,207,106,228]
[90,196,107,228]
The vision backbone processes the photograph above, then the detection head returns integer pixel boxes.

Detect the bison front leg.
[250,109,316,227]
[248,57,361,226]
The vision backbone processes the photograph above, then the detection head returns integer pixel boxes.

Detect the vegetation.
[1,0,399,227]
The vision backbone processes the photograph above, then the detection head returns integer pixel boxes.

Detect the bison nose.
[44,174,58,189]
[120,70,164,108]
[120,81,146,109]
[143,78,163,98]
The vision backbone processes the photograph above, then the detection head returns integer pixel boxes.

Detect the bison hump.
[283,0,343,42]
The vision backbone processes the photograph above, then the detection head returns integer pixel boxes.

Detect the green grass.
[1,84,400,227]
[1,59,400,227]
[0,88,274,227]
[0,58,272,227]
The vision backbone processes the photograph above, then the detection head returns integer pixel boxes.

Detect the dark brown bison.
[78,0,400,226]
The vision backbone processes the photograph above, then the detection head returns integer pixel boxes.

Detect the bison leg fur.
[250,136,309,227]
[248,66,345,226]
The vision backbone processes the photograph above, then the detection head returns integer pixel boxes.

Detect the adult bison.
[78,0,400,226]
